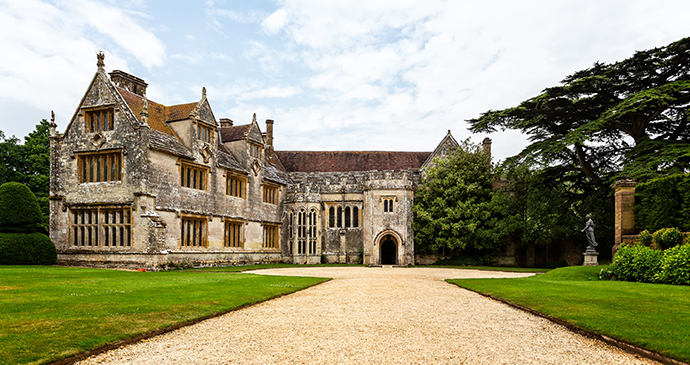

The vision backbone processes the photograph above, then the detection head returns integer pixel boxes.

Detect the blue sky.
[1,0,689,161]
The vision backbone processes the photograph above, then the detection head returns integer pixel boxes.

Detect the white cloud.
[0,0,166,137]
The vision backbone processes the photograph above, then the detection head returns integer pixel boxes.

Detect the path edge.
[48,277,332,365]
[448,281,687,365]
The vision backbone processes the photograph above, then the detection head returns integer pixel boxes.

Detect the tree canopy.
[469,37,690,184]
[413,139,499,253]
[0,120,51,230]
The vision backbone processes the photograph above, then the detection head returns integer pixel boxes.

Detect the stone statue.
[581,214,598,251]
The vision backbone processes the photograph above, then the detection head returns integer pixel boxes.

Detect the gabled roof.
[274,151,432,173]
[420,131,460,170]
[220,124,251,142]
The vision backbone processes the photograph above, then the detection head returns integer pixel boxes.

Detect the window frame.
[77,150,122,184]
[70,206,131,247]
[249,142,262,159]
[223,219,244,248]
[262,183,279,204]
[181,215,208,247]
[83,107,115,133]
[226,172,247,198]
[196,123,213,143]
[180,161,209,191]
[262,224,279,249]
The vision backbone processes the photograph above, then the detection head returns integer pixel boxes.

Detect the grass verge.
[0,266,327,365]
[414,265,550,273]
[187,263,364,272]
[449,265,690,363]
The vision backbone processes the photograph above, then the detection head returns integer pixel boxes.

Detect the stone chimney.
[109,70,148,97]
[219,118,233,128]
[482,137,492,156]
[265,119,274,147]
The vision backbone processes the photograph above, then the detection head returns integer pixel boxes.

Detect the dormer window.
[84,108,114,132]
[249,143,261,158]
[197,124,213,143]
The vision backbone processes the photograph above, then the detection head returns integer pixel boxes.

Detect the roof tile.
[274,151,432,173]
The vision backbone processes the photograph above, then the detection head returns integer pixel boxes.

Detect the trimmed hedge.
[635,173,690,232]
[653,227,684,249]
[0,232,57,265]
[0,182,44,233]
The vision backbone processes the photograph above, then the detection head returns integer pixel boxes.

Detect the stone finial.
[140,98,149,124]
[49,110,57,137]
[252,113,257,123]
[97,51,105,69]
[202,86,206,97]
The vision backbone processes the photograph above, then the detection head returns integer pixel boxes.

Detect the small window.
[249,143,261,158]
[329,207,335,228]
[308,209,317,255]
[353,207,359,228]
[181,162,208,190]
[78,151,122,183]
[263,185,278,204]
[226,175,246,198]
[181,216,207,247]
[84,108,114,132]
[344,207,351,228]
[197,124,213,143]
[337,207,342,228]
[263,224,279,249]
[224,220,243,248]
[383,198,394,213]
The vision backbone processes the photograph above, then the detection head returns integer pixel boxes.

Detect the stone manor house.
[49,54,489,268]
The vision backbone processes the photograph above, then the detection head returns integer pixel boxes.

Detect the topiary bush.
[653,227,684,249]
[607,244,663,283]
[655,244,690,285]
[0,182,44,233]
[0,232,57,265]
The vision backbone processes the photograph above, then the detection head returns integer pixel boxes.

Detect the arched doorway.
[380,235,397,265]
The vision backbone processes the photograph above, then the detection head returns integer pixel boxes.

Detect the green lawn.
[449,265,690,363]
[188,263,364,272]
[415,265,549,273]
[0,266,328,365]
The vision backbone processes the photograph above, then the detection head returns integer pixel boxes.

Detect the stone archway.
[379,234,398,265]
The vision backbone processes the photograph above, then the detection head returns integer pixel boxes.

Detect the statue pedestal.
[583,247,599,266]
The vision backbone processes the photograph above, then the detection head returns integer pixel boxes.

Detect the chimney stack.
[219,118,233,128]
[482,137,492,157]
[265,119,274,147]
[109,70,148,97]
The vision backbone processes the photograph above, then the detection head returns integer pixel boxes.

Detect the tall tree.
[0,120,51,230]
[413,139,499,253]
[469,37,690,184]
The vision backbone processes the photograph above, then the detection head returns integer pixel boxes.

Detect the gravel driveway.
[77,267,659,365]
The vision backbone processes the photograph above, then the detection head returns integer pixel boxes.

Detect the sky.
[1,0,689,162]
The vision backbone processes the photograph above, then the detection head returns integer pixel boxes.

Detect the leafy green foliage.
[0,120,50,231]
[635,173,690,232]
[413,139,498,253]
[653,228,684,249]
[639,230,653,246]
[607,244,663,283]
[656,244,690,285]
[0,182,44,233]
[468,37,690,184]
[0,232,56,265]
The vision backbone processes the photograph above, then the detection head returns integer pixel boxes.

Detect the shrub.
[0,182,44,233]
[655,244,690,285]
[680,177,690,232]
[639,230,653,246]
[607,244,662,283]
[0,232,57,265]
[653,227,684,249]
